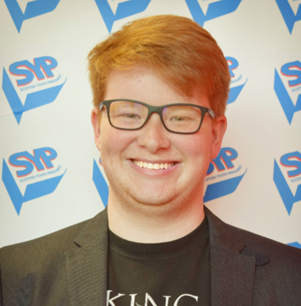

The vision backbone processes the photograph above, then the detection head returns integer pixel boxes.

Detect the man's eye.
[115,112,140,119]
[124,113,139,118]
[170,116,185,121]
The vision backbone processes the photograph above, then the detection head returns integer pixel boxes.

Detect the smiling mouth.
[132,160,176,170]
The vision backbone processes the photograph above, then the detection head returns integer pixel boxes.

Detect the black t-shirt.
[107,216,210,306]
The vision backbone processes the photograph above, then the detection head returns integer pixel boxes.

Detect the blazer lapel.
[64,206,266,305]
[66,210,108,306]
[205,208,256,306]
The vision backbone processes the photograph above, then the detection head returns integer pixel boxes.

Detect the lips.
[132,160,176,170]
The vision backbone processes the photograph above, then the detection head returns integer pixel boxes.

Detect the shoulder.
[0,219,88,262]
[231,222,301,269]
[221,218,301,303]
[0,209,107,277]
[205,206,301,265]
[0,210,108,305]
[0,209,109,305]
[0,219,88,288]
[231,220,300,261]
[205,207,301,304]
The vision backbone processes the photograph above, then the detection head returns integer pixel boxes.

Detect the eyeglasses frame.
[99,99,215,134]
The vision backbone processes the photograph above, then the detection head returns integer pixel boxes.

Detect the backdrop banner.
[0,0,300,249]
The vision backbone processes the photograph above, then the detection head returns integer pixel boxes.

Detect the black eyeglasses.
[99,99,215,134]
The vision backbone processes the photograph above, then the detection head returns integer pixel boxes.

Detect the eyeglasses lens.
[109,101,148,129]
[162,105,202,133]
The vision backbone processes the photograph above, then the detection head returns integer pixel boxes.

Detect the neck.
[107,196,205,243]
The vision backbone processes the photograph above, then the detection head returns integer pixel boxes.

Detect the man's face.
[92,65,226,215]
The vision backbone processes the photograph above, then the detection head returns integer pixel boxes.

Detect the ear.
[91,107,102,152]
[211,115,227,160]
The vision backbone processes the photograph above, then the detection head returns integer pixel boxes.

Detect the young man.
[1,15,301,306]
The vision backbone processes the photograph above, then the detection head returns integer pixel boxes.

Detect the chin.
[131,194,172,206]
[125,191,182,214]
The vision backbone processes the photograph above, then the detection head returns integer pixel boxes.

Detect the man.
[1,15,301,306]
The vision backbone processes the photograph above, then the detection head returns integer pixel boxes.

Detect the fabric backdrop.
[0,0,300,249]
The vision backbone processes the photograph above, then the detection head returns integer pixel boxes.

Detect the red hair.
[88,15,230,115]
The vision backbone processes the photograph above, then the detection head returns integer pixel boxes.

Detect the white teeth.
[133,160,175,170]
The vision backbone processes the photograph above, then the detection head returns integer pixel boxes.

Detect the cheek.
[178,133,212,158]
[100,123,136,158]
[176,134,213,180]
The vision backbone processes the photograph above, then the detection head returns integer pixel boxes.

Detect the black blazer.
[1,207,301,305]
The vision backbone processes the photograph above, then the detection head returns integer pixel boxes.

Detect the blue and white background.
[0,0,300,249]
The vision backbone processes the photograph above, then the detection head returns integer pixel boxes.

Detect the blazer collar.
[65,206,268,306]
[205,206,268,306]
[66,209,108,306]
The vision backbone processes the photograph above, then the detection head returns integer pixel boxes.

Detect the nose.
[137,113,171,153]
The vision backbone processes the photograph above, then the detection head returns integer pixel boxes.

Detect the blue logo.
[2,56,66,124]
[185,0,242,27]
[2,147,66,215]
[274,60,301,124]
[288,241,301,249]
[275,0,301,33]
[226,56,248,104]
[94,0,151,33]
[204,147,246,202]
[4,0,60,33]
[93,158,109,207]
[273,151,301,215]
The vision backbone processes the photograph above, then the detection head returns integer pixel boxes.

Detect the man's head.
[90,15,229,231]
[88,15,230,116]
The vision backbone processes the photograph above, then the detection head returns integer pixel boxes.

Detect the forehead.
[104,65,210,108]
